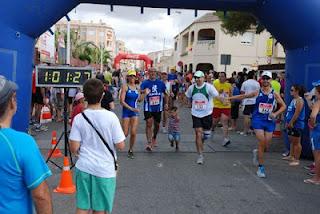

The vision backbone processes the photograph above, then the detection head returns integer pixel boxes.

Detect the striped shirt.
[168,115,180,133]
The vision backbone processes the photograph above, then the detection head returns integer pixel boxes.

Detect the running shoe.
[127,150,134,159]
[257,165,266,178]
[289,160,300,166]
[308,168,316,176]
[145,144,152,152]
[282,156,294,161]
[282,151,290,157]
[252,149,259,166]
[304,163,315,170]
[222,139,231,147]
[197,154,204,165]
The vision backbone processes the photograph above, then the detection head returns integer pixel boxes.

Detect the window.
[189,63,193,72]
[190,31,195,45]
[99,32,105,37]
[241,32,254,45]
[174,41,178,51]
[198,29,215,41]
[88,30,95,36]
[196,63,213,73]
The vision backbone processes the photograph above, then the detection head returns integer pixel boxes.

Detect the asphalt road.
[34,102,320,214]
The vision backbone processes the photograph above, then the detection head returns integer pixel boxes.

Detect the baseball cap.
[261,71,272,79]
[74,92,84,101]
[0,75,18,104]
[312,80,320,87]
[127,70,136,76]
[194,70,205,78]
[161,70,168,74]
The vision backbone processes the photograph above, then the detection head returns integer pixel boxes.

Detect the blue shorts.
[122,109,138,118]
[168,133,180,142]
[310,130,320,151]
[251,119,275,133]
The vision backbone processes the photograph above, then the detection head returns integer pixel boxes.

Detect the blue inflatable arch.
[1,0,320,156]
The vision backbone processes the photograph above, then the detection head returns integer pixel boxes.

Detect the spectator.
[284,84,305,166]
[70,92,85,126]
[271,72,281,94]
[229,78,241,131]
[101,80,115,111]
[69,78,125,213]
[0,75,52,214]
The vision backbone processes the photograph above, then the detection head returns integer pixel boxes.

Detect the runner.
[229,71,286,178]
[212,72,232,146]
[140,67,168,151]
[185,70,219,164]
[120,70,140,159]
[240,70,260,136]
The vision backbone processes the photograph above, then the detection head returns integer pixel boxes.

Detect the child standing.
[70,92,85,126]
[168,106,181,151]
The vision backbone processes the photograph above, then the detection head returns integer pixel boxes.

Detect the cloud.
[67,4,212,53]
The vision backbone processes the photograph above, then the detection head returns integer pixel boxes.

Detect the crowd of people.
[1,65,320,213]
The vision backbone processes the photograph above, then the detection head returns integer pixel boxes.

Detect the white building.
[147,49,174,71]
[172,13,285,75]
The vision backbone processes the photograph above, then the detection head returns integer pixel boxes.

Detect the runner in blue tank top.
[140,67,168,151]
[229,71,286,178]
[284,84,305,166]
[120,70,141,159]
[304,81,320,185]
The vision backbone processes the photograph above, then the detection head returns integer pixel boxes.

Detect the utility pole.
[66,15,71,65]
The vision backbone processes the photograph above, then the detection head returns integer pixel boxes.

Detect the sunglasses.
[194,76,201,79]
[262,76,271,80]
[290,89,295,92]
[128,75,136,77]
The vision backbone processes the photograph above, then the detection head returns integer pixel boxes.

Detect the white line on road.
[236,160,284,199]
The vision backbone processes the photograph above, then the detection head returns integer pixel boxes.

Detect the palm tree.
[75,41,111,66]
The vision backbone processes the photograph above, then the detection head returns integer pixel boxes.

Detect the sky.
[67,4,212,54]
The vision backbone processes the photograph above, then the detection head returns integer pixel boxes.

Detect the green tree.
[75,41,111,65]
[215,11,265,36]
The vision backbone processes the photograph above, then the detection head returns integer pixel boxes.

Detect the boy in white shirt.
[69,78,125,214]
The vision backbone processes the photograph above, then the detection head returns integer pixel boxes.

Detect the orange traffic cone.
[47,131,63,158]
[273,119,282,138]
[54,157,76,194]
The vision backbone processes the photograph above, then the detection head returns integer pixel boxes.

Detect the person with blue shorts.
[229,71,286,178]
[304,81,320,185]
[120,70,140,159]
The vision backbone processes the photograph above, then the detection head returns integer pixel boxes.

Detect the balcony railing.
[197,40,215,45]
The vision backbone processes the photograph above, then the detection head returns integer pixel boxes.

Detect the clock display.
[36,66,93,87]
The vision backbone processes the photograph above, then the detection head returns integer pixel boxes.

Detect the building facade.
[55,19,117,58]
[172,13,286,75]
[147,49,174,72]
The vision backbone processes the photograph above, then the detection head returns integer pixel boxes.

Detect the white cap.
[261,71,272,78]
[194,70,205,78]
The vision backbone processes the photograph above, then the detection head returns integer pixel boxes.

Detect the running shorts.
[251,119,275,133]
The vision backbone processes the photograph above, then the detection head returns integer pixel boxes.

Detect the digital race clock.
[36,66,93,87]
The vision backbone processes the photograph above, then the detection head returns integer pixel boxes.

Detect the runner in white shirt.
[240,71,260,135]
[185,71,219,164]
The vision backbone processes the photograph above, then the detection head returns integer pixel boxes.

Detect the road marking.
[236,160,284,199]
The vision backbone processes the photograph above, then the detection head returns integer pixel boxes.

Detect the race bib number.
[258,103,273,114]
[149,96,160,106]
[193,100,207,111]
